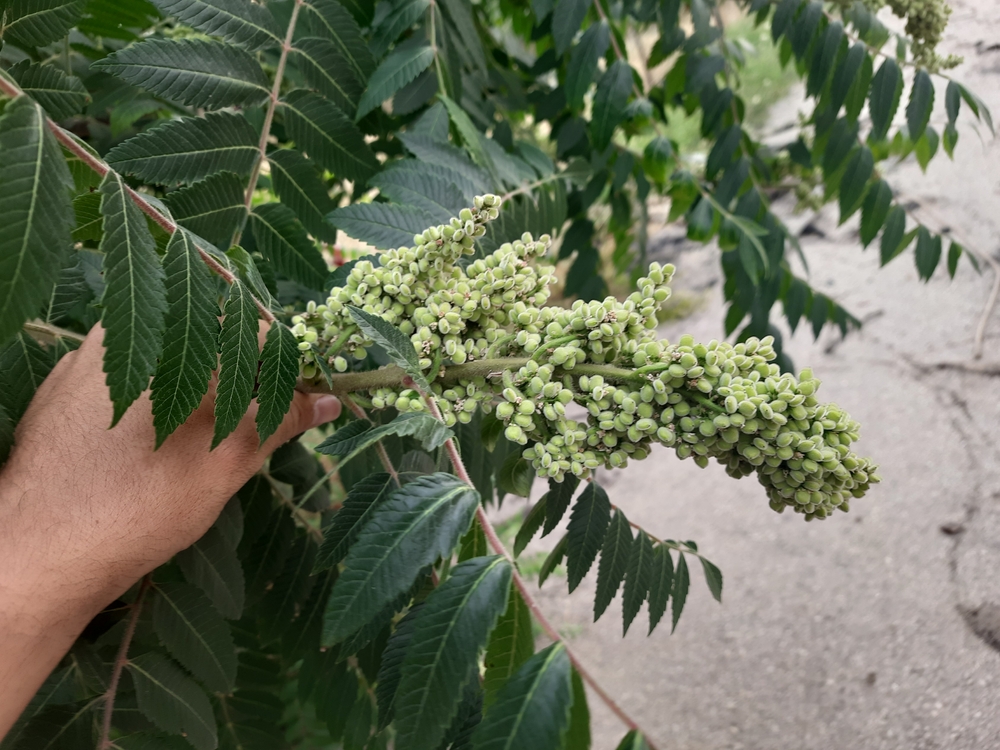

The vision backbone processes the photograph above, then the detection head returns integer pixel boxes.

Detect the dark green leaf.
[0,95,74,346]
[564,668,591,750]
[914,226,941,281]
[396,133,491,197]
[859,178,892,247]
[267,148,337,242]
[250,202,328,289]
[868,58,902,141]
[328,201,436,249]
[150,229,220,447]
[551,0,589,55]
[439,94,501,190]
[0,0,84,47]
[483,587,534,710]
[72,191,103,242]
[838,146,873,223]
[942,121,958,158]
[376,603,424,729]
[255,321,300,444]
[807,21,842,97]
[152,581,237,693]
[471,643,572,750]
[302,0,376,82]
[151,0,281,50]
[843,49,873,122]
[348,305,429,390]
[355,41,435,121]
[513,497,548,558]
[828,42,865,117]
[914,126,938,171]
[706,125,741,179]
[322,473,479,644]
[647,545,674,634]
[212,280,259,447]
[164,171,246,247]
[614,730,651,750]
[946,241,963,279]
[591,59,633,151]
[621,530,653,634]
[259,535,317,642]
[945,80,960,124]
[879,205,907,265]
[6,61,89,120]
[129,653,217,750]
[369,165,465,221]
[537,532,568,588]
[566,481,611,592]
[370,0,429,57]
[93,38,270,110]
[565,21,610,111]
[315,472,397,570]
[316,414,452,467]
[497,451,534,499]
[244,505,295,606]
[106,112,259,187]
[177,526,245,619]
[593,509,632,621]
[699,556,723,603]
[294,36,365,116]
[906,69,934,141]
[543,475,579,536]
[99,170,167,426]
[395,556,512,750]
[670,552,689,632]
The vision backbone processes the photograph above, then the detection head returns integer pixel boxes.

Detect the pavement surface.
[516,3,1000,747]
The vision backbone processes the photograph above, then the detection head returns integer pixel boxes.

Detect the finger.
[261,391,341,456]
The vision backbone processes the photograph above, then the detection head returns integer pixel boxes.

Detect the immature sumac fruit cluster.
[293,195,879,520]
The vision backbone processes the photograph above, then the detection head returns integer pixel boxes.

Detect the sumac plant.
[0,0,985,747]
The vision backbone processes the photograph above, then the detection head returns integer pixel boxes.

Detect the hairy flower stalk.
[293,196,880,520]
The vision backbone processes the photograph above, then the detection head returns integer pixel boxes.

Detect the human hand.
[0,324,340,730]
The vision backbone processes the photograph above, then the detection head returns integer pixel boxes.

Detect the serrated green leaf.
[301,0,376,83]
[828,42,865,117]
[315,472,397,570]
[244,505,295,607]
[369,164,466,221]
[152,581,237,694]
[370,0,430,58]
[164,171,245,247]
[591,59,632,152]
[566,481,611,592]
[699,556,723,603]
[563,668,591,750]
[267,147,337,242]
[706,124,741,179]
[322,473,479,644]
[6,61,89,120]
[483,587,534,710]
[807,21,842,97]
[255,321,299,444]
[115,733,194,750]
[72,191,103,242]
[250,202,327,289]
[647,545,674,634]
[348,305,429,390]
[472,643,572,750]
[5,701,94,750]
[614,730,650,750]
[914,225,941,281]
[497,451,534,499]
[129,653,217,750]
[99,170,167,425]
[537,532,567,588]
[293,36,365,116]
[914,126,938,171]
[212,280,259,447]
[106,112,259,187]
[879,205,908,266]
[621,530,653,635]
[593,509,632,621]
[355,41,435,121]
[439,94,501,190]
[565,21,610,111]
[859,178,892,247]
[819,117,857,175]
[376,603,424,729]
[0,0,84,48]
[149,229,220,447]
[93,38,270,110]
[0,333,52,424]
[770,0,802,41]
[512,497,547,558]
[0,96,74,346]
[670,552,689,633]
[947,241,963,279]
[838,146,873,223]
[150,0,281,51]
[259,535,317,642]
[176,526,245,619]
[551,0,588,55]
[396,133,492,197]
[542,475,579,536]
[225,244,276,310]
[958,83,994,136]
[281,89,379,183]
[868,57,902,141]
[44,255,91,325]
[906,68,934,142]
[843,49,873,122]
[945,80,960,124]
[329,201,435,249]
[395,556,512,750]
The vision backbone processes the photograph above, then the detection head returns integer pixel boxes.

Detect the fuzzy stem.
[233,0,303,245]
[98,575,151,750]
[0,70,276,324]
[416,390,661,749]
[23,318,86,345]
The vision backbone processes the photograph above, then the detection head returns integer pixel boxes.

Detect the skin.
[0,325,341,733]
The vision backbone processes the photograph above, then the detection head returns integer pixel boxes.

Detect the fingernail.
[312,395,341,426]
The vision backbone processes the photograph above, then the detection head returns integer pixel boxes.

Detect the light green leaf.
[914,225,941,281]
[150,0,281,51]
[859,178,891,247]
[93,38,270,110]
[150,229,220,447]
[622,530,653,635]
[0,96,74,346]
[566,480,611,592]
[837,146,873,223]
[106,112,259,187]
[322,473,479,644]
[868,57,902,141]
[6,61,89,120]
[369,164,465,221]
[0,332,53,422]
[301,0,377,83]
[164,171,246,247]
[593,509,632,621]
[152,581,237,693]
[512,497,547,558]
[551,0,589,55]
[906,68,934,142]
[614,730,650,750]
[315,472,397,571]
[0,0,84,48]
[176,526,245,619]
[355,41,435,121]
[699,556,723,603]
[250,202,328,290]
[591,58,632,151]
[267,148,337,243]
[472,643,572,750]
[255,321,300,444]
[316,413,453,466]
[565,21,610,111]
[395,556,512,750]
[281,89,379,183]
[348,305,430,390]
[129,653,218,750]
[670,551,689,633]
[99,170,167,426]
[483,587,534,710]
[212,280,259,447]
[328,201,435,249]
[293,36,365,116]
[564,669,591,750]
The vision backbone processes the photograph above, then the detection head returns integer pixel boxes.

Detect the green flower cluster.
[292,195,879,520]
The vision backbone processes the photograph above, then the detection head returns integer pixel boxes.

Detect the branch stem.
[341,394,399,483]
[98,575,151,750]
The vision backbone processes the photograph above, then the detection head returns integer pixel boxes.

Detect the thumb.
[261,391,342,455]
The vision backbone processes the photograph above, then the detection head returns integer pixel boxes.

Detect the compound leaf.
[6,60,90,120]
[301,0,377,82]
[255,321,300,444]
[250,202,328,290]
[566,480,611,592]
[355,41,435,121]
[1,0,85,47]
[150,0,282,51]
[593,509,632,621]
[315,472,397,571]
[293,36,365,116]
[212,280,259,447]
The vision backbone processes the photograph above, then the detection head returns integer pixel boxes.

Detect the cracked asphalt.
[522,2,1000,747]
